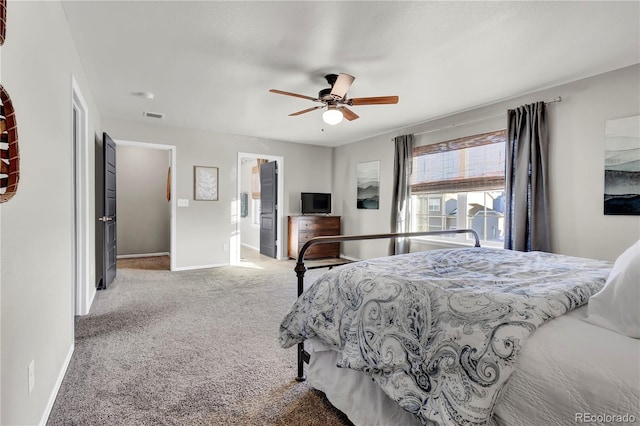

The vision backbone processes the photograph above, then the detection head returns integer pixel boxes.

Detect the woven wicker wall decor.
[0,84,19,202]
[0,0,6,46]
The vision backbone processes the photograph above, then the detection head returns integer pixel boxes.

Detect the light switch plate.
[177,199,189,207]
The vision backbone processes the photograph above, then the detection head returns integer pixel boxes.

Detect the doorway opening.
[234,153,284,265]
[115,139,177,271]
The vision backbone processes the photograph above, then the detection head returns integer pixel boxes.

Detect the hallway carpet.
[47,255,352,425]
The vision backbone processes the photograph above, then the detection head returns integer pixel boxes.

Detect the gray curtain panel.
[505,102,551,252]
[389,134,414,255]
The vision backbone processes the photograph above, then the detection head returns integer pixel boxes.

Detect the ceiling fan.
[269,73,399,125]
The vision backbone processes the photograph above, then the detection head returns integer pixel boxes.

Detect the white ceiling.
[61,1,640,147]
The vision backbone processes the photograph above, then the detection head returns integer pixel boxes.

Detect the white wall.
[0,2,100,425]
[102,118,333,269]
[333,140,394,260]
[116,145,170,256]
[546,65,640,260]
[334,65,640,261]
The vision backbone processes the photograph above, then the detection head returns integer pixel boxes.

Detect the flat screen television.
[301,192,331,214]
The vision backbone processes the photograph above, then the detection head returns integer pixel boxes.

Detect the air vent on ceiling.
[143,111,164,119]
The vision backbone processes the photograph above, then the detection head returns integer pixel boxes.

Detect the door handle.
[98,216,114,222]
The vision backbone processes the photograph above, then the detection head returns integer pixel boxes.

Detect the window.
[410,130,506,245]
[428,198,441,212]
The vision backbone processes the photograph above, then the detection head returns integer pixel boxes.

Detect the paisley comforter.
[279,248,612,425]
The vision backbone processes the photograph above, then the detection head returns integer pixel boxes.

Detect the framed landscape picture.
[604,115,640,215]
[357,160,380,209]
[194,166,218,201]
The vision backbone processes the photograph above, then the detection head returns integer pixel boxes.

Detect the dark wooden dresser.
[288,216,341,259]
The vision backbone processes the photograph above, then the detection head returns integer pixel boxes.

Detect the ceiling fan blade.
[330,73,355,99]
[288,105,324,116]
[269,89,318,102]
[350,96,399,106]
[340,107,359,121]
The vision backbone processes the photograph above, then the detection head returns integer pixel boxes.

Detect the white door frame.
[71,76,91,316]
[115,139,177,271]
[234,152,284,263]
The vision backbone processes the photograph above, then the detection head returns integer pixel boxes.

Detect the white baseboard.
[40,343,74,425]
[173,263,228,271]
[117,252,169,259]
[86,288,96,314]
[340,254,361,262]
[241,243,260,251]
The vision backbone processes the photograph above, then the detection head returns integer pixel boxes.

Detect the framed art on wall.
[194,166,218,201]
[357,160,380,209]
[604,115,640,215]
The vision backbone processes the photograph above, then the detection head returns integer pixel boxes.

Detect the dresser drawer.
[297,217,340,232]
[298,243,340,259]
[298,230,341,243]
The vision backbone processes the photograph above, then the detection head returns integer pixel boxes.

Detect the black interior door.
[100,132,117,288]
[259,161,277,258]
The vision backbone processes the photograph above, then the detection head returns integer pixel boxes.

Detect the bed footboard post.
[296,342,306,381]
[295,261,307,298]
[294,260,308,381]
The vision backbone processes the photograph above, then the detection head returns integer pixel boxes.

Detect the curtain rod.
[408,96,562,137]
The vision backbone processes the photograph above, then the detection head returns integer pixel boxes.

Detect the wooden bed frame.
[293,228,481,381]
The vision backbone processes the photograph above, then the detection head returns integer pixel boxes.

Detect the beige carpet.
[47,252,353,425]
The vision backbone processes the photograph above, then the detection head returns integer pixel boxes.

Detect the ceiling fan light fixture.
[322,107,343,125]
[269,73,398,123]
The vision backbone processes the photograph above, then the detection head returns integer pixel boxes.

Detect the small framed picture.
[357,160,380,209]
[194,166,218,201]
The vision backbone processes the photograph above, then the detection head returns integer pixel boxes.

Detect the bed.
[279,230,640,426]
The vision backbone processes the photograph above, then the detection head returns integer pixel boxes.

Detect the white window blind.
[411,130,506,193]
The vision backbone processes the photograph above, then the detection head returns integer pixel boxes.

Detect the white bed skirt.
[306,306,640,426]
[308,345,421,426]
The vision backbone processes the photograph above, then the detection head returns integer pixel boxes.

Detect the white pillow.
[584,240,640,338]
